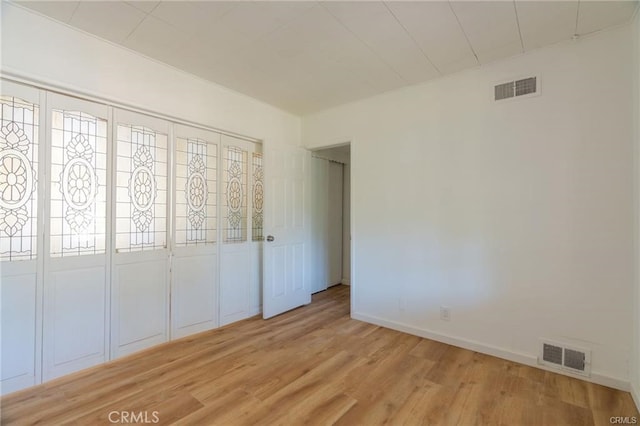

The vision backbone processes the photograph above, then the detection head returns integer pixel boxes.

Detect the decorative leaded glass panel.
[175,138,216,246]
[0,96,38,261]
[115,124,167,252]
[252,152,263,242]
[223,146,247,243]
[50,110,107,257]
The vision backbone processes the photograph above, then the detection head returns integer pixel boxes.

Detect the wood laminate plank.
[1,285,638,425]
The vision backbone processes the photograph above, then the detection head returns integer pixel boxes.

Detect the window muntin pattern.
[223,146,247,243]
[252,152,263,242]
[175,138,216,246]
[0,96,39,261]
[50,110,107,257]
[115,124,167,252]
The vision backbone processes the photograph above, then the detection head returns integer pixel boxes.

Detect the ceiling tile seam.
[123,8,152,43]
[218,2,319,69]
[447,1,480,65]
[512,1,525,53]
[156,2,235,40]
[319,2,410,86]
[68,1,81,24]
[574,0,581,36]
[147,1,160,15]
[126,1,159,15]
[381,1,442,76]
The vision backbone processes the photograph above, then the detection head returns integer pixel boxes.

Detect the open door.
[262,145,310,319]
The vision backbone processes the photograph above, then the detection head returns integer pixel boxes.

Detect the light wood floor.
[2,285,638,425]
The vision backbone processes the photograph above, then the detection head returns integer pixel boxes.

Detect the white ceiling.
[15,0,639,115]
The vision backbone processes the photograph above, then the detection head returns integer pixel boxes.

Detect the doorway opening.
[310,144,351,299]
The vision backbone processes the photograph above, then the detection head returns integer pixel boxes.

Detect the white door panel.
[172,254,217,338]
[249,244,263,315]
[114,259,167,354]
[263,146,310,319]
[43,93,109,381]
[111,109,169,358]
[0,272,37,393]
[171,125,219,339]
[328,161,343,286]
[44,265,106,380]
[220,247,251,325]
[219,135,262,326]
[310,158,328,294]
[0,82,43,394]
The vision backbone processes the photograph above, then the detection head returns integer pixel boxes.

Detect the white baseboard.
[341,277,350,285]
[352,312,631,392]
[632,381,640,412]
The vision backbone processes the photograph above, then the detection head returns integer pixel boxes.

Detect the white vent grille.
[542,343,563,365]
[539,340,590,377]
[494,76,538,101]
[563,348,586,371]
[495,82,514,100]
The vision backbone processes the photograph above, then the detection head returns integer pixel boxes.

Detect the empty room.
[1,0,640,424]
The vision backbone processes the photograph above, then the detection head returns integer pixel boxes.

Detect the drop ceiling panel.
[385,1,478,75]
[516,1,579,50]
[322,1,439,83]
[149,1,215,36]
[577,0,638,35]
[450,1,522,64]
[15,0,79,23]
[126,1,159,14]
[123,15,191,64]
[69,1,146,44]
[11,0,640,115]
[205,1,315,45]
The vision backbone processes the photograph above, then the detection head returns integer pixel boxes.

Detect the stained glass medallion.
[0,96,38,261]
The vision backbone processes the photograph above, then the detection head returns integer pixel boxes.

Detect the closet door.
[111,110,170,357]
[219,135,262,325]
[171,124,219,339]
[43,94,110,380]
[0,81,44,393]
[327,161,343,286]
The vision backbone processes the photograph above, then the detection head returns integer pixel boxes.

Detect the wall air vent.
[539,340,591,377]
[542,343,563,365]
[494,76,538,101]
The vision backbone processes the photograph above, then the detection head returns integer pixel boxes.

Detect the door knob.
[266,235,275,242]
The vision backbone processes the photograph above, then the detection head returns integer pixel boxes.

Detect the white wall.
[303,24,635,388]
[632,7,640,410]
[0,3,300,147]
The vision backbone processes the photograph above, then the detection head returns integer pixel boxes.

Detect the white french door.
[263,145,310,319]
[111,109,170,358]
[219,135,263,326]
[42,93,110,380]
[0,81,44,393]
[171,124,219,338]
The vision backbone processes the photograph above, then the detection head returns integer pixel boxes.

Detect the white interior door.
[0,82,44,393]
[219,135,262,326]
[111,109,170,358]
[42,94,110,380]
[263,145,310,319]
[171,124,219,338]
